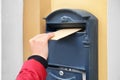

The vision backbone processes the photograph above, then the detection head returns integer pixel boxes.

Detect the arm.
[16,33,54,80]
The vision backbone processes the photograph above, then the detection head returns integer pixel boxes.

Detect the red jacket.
[16,59,47,80]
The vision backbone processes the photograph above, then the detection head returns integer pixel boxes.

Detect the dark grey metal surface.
[46,9,98,80]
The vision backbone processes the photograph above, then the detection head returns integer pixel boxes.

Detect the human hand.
[29,33,54,60]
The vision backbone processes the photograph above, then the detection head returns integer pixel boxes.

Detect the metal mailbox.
[45,9,98,80]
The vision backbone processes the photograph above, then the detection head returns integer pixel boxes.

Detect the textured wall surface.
[108,0,120,80]
[2,0,23,79]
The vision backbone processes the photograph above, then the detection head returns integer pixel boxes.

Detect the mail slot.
[45,9,98,80]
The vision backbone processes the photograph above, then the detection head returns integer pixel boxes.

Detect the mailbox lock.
[59,70,64,76]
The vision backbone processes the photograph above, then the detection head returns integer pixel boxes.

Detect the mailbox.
[45,9,98,80]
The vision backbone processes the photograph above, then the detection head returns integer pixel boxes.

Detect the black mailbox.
[45,9,98,80]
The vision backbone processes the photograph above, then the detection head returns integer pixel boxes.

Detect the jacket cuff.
[28,55,48,68]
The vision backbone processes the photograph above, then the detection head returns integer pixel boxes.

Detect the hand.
[29,33,54,60]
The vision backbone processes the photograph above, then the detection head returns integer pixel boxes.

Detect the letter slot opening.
[46,22,86,32]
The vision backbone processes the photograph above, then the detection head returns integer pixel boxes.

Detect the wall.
[23,0,51,60]
[2,0,23,79]
[108,0,120,80]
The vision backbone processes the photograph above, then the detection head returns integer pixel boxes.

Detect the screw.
[59,70,64,76]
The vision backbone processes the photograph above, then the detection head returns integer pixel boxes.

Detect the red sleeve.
[16,59,47,80]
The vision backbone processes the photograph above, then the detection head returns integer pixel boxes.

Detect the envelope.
[51,28,81,40]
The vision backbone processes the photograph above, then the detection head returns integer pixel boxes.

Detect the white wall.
[2,0,23,80]
[108,0,120,80]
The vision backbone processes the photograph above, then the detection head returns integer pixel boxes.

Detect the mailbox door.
[48,32,89,70]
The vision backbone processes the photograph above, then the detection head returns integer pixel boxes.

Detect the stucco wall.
[108,0,120,80]
[2,0,23,79]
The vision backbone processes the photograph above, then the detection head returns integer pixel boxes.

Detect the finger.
[47,32,55,39]
[33,33,53,43]
[30,33,46,41]
[32,34,45,39]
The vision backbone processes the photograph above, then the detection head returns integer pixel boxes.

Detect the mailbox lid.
[46,9,93,31]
